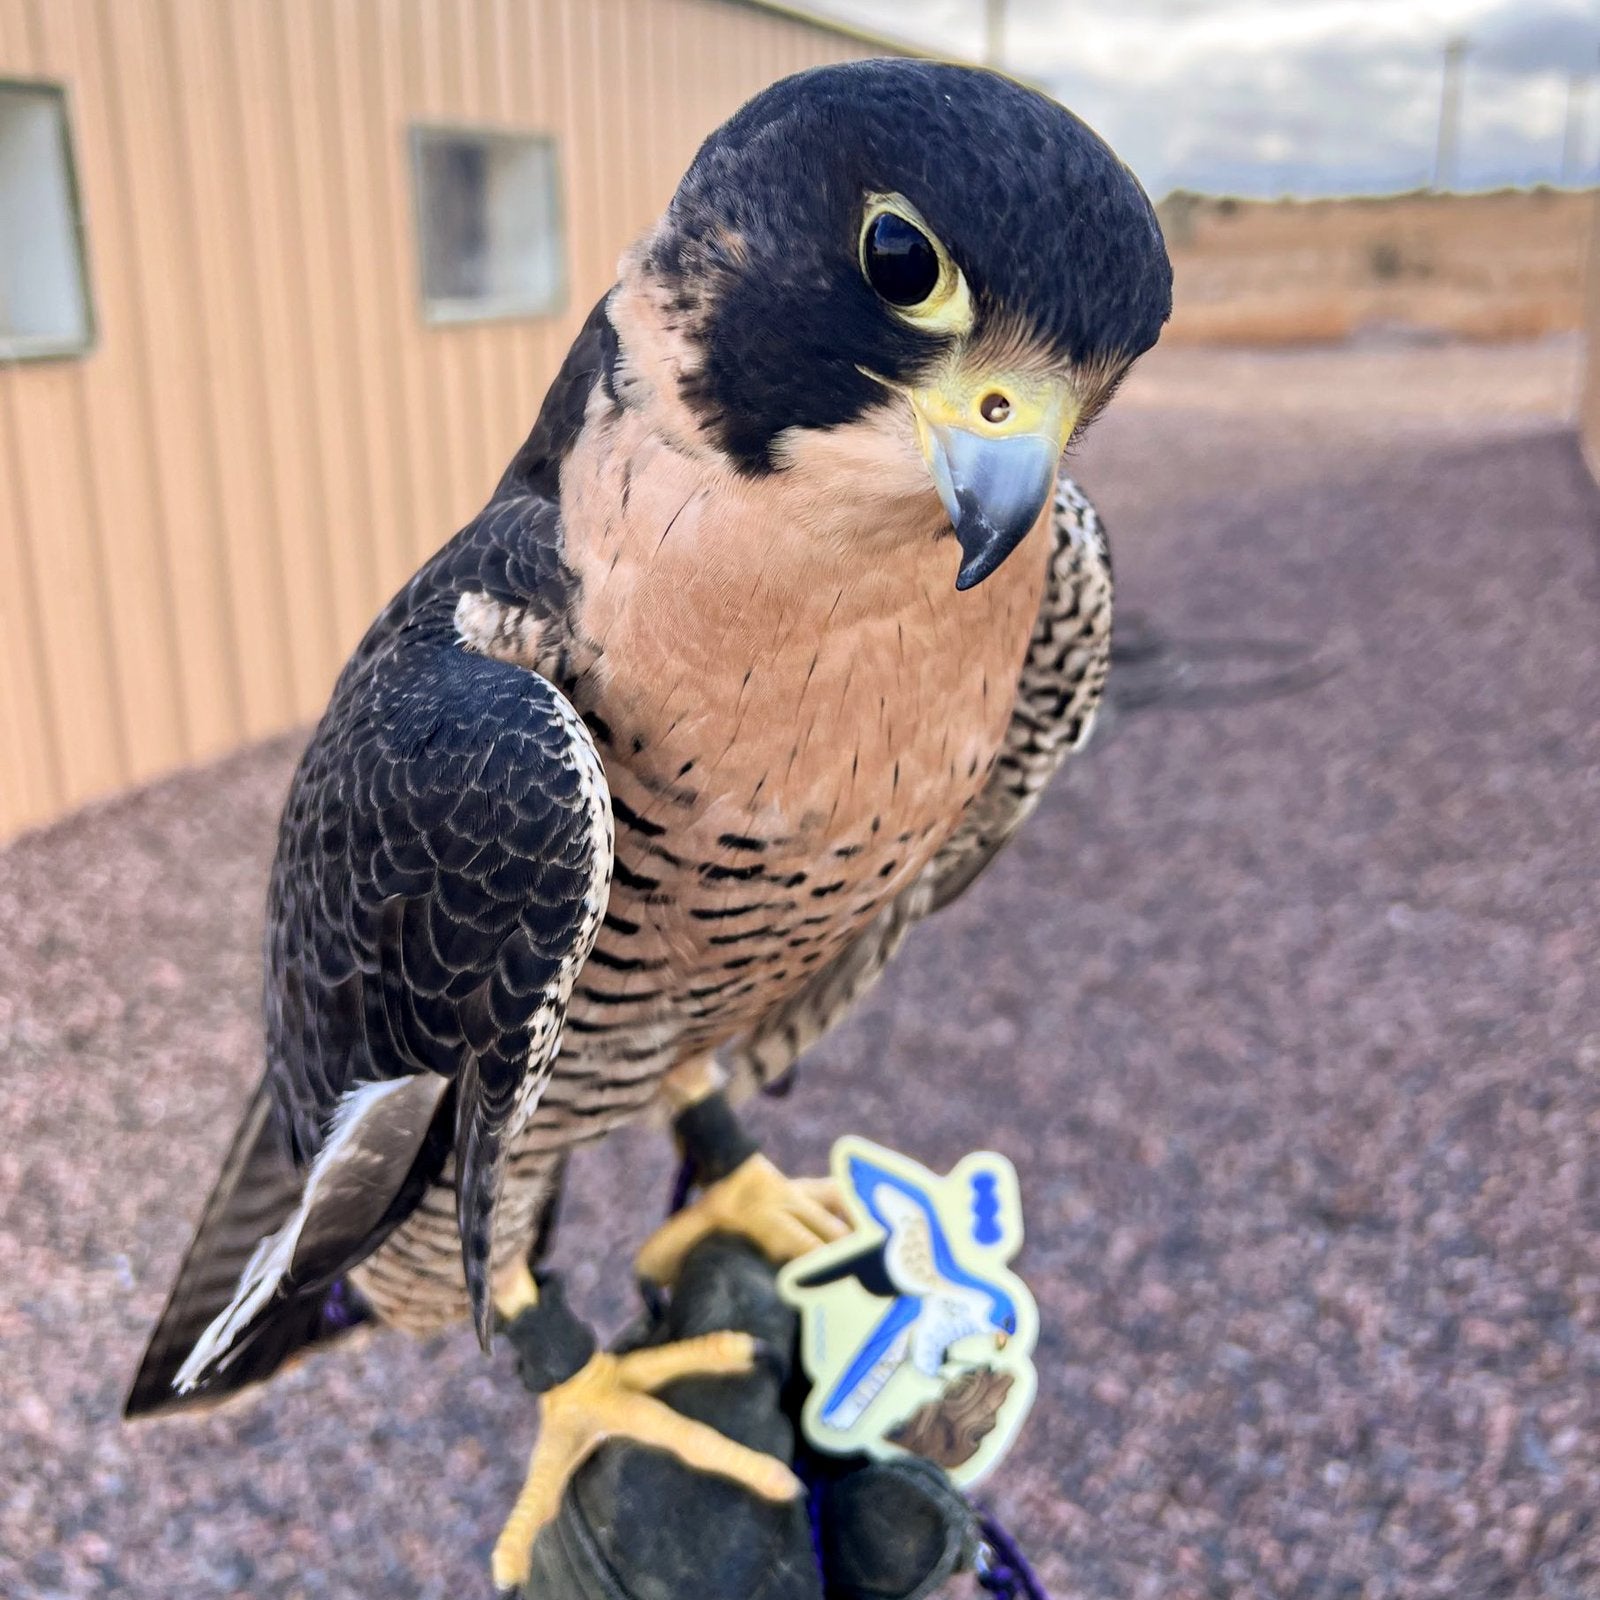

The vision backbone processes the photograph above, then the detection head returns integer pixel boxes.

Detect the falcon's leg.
[489,1263,800,1593]
[634,1061,849,1290]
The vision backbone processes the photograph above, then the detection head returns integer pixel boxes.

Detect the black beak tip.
[954,555,991,592]
[953,509,1036,592]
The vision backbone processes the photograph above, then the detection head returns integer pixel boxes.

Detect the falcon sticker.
[777,1136,1038,1487]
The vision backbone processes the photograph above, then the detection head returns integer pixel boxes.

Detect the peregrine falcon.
[127,58,1170,1586]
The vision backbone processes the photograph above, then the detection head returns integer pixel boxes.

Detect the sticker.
[777,1136,1038,1487]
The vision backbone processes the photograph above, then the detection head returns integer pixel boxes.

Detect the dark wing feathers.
[122,1083,303,1417]
[267,635,608,1345]
[129,468,610,1411]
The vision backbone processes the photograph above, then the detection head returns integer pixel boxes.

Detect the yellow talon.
[490,1333,803,1593]
[494,1260,542,1323]
[635,1154,849,1288]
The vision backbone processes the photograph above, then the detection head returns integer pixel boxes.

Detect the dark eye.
[862,212,941,307]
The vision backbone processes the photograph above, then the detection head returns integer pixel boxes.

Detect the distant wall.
[1159,188,1588,348]
[1583,191,1600,478]
[0,0,876,843]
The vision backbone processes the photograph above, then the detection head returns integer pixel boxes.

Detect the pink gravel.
[1,337,1596,1599]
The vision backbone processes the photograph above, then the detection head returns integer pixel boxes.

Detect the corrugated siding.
[0,0,871,840]
[1584,188,1600,480]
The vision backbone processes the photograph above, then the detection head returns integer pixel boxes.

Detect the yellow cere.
[909,364,1080,449]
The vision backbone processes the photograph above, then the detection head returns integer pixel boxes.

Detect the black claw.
[503,1274,597,1395]
[672,1089,761,1186]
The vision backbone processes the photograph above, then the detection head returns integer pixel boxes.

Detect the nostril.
[979,391,1011,425]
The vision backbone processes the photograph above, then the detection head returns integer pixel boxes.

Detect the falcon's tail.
[122,1084,365,1418]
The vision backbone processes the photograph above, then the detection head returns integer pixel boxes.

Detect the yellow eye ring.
[858,194,974,336]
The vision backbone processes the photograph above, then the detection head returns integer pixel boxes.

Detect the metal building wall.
[1583,189,1600,481]
[0,0,871,841]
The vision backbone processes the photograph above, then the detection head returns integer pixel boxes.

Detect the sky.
[798,0,1592,198]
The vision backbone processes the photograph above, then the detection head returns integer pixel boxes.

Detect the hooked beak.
[912,374,1077,591]
[994,1330,1010,1352]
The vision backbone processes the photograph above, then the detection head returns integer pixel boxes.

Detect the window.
[410,126,565,325]
[0,82,94,361]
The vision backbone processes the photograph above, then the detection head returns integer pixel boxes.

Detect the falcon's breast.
[470,394,1053,1062]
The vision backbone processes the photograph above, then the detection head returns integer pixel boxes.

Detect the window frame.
[407,121,569,329]
[0,77,96,363]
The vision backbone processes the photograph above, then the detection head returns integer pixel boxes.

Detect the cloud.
[1471,0,1597,76]
[801,0,1594,195]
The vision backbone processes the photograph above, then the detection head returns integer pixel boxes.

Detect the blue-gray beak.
[924,426,1062,590]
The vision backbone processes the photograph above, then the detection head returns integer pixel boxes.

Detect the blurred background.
[2,3,1597,1598]
[0,0,1594,833]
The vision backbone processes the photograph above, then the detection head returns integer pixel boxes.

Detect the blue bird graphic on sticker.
[790,1152,1019,1430]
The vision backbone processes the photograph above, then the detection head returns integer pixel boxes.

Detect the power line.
[1432,35,1468,192]
[1561,70,1587,185]
[979,0,1004,68]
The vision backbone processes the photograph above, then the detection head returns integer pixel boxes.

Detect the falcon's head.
[611,58,1171,589]
[984,1285,1019,1349]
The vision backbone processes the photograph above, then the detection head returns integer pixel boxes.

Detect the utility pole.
[1432,35,1467,192]
[983,0,1006,69]
[1563,70,1586,186]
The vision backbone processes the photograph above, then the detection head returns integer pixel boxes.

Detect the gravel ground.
[1,336,1596,1600]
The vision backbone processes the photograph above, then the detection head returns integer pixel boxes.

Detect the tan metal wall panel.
[229,0,346,711]
[1583,190,1600,480]
[0,0,875,841]
[166,0,294,741]
[0,0,128,813]
[104,0,250,760]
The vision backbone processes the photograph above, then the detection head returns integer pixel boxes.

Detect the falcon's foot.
[489,1264,801,1592]
[491,1328,801,1592]
[635,1153,850,1289]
